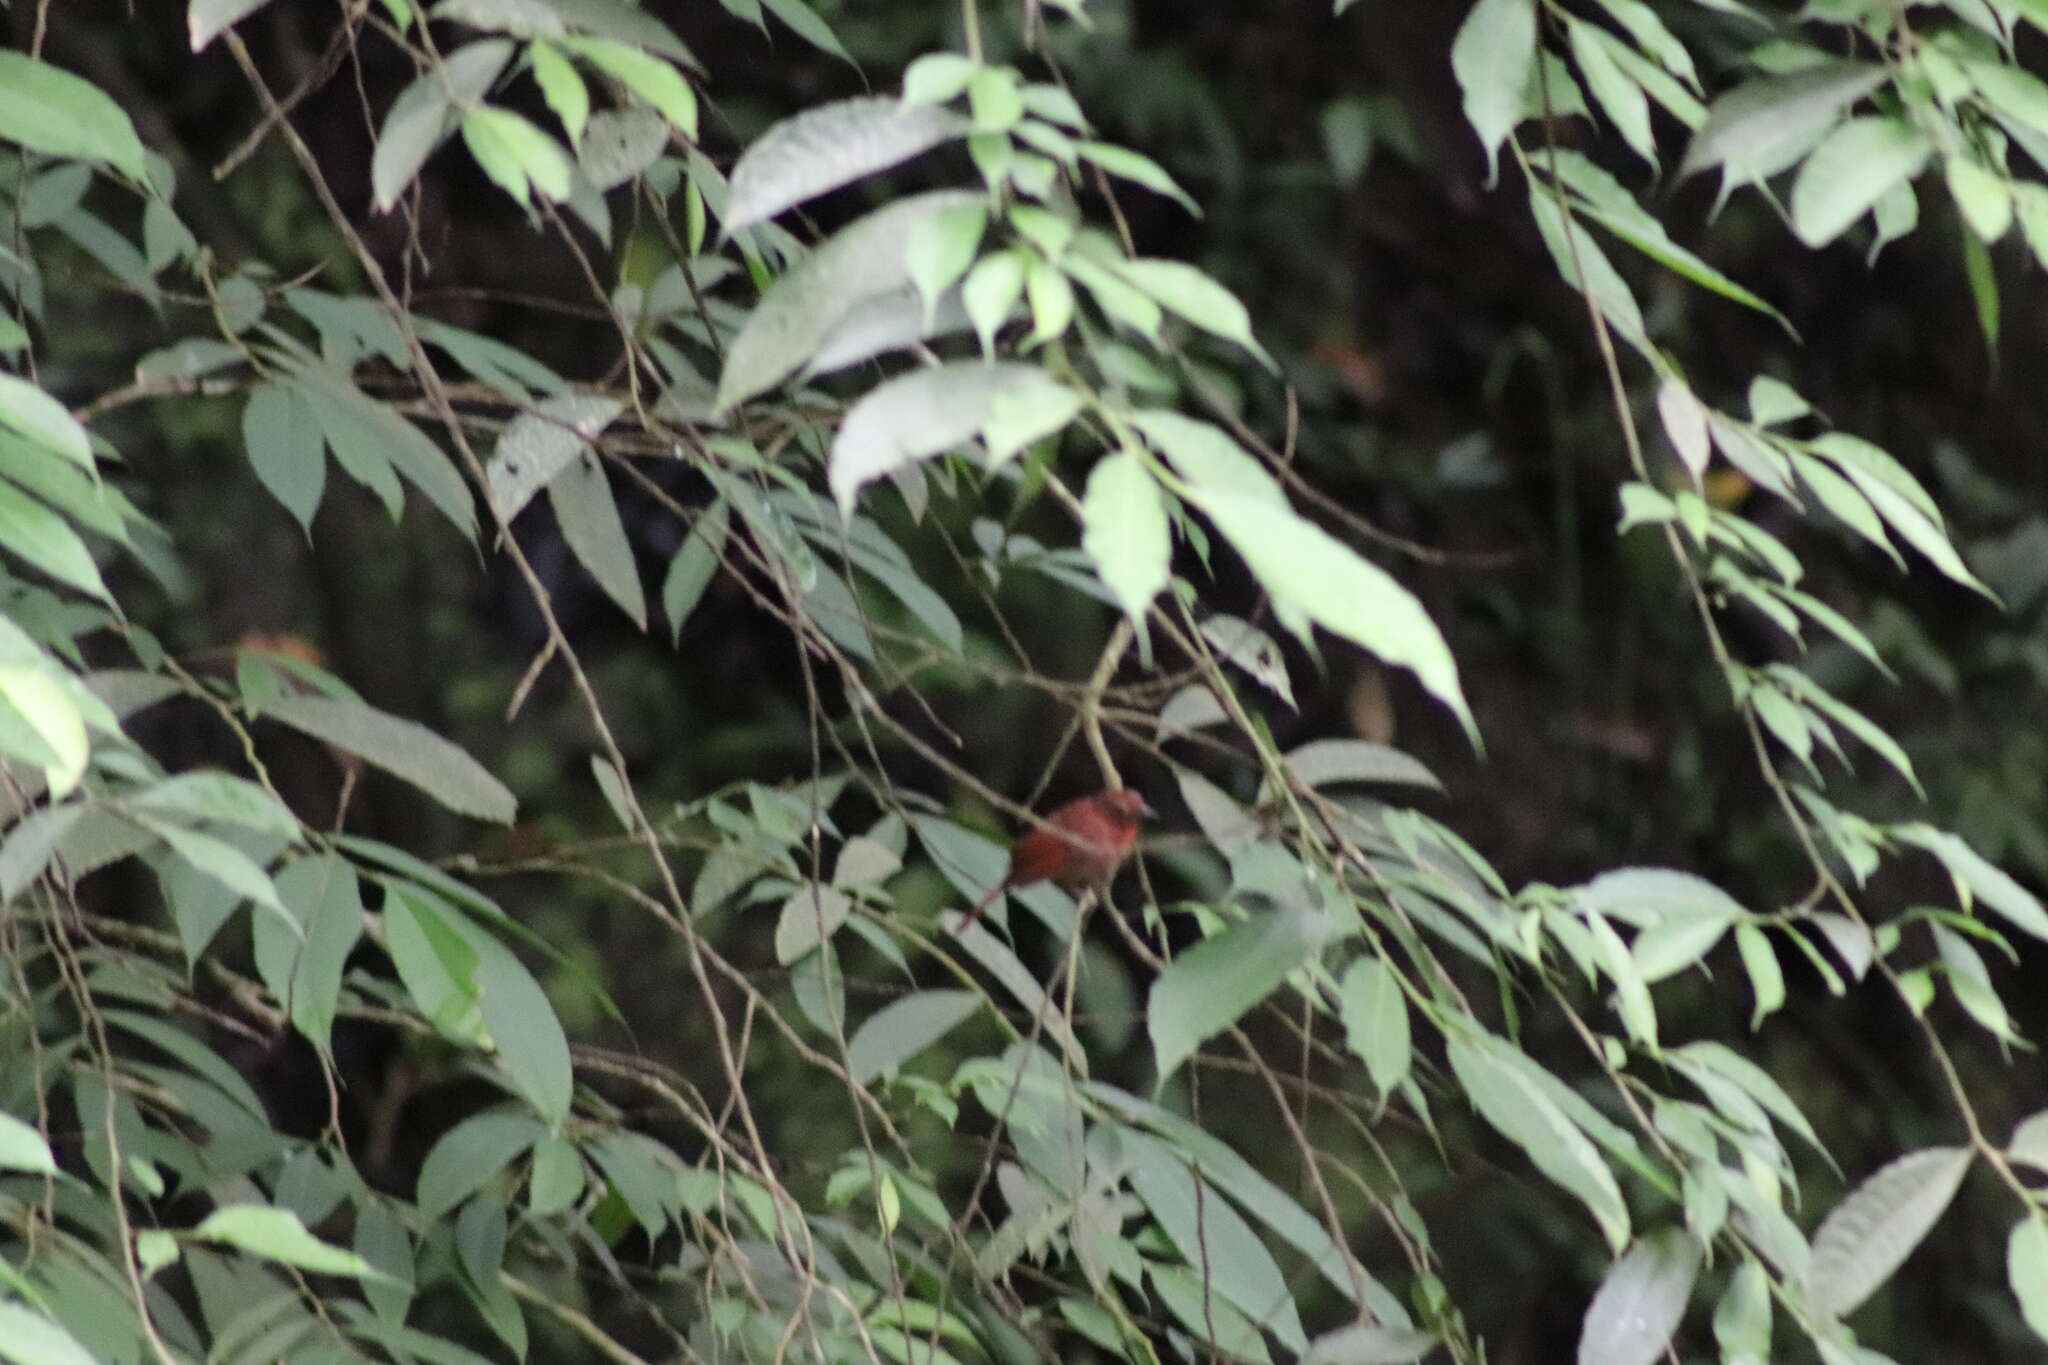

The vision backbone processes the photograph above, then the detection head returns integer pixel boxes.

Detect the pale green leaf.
[1082,450,1170,627]
[0,373,91,470]
[829,361,1061,512]
[717,190,979,412]
[725,98,968,232]
[0,1110,55,1174]
[2011,1219,2048,1344]
[1451,0,1538,182]
[1119,258,1273,369]
[559,36,696,140]
[1789,117,1931,248]
[1189,495,1473,740]
[1576,1229,1702,1365]
[530,41,589,144]
[1679,63,1885,186]
[1806,1147,1972,1319]
[194,1205,384,1279]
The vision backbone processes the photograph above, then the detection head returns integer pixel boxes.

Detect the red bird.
[957,787,1154,931]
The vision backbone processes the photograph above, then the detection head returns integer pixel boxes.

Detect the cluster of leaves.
[0,2,2046,1365]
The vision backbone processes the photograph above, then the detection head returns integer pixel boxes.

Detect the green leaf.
[1118,259,1273,369]
[902,53,978,107]
[1025,258,1075,344]
[548,455,647,628]
[1790,117,1931,248]
[0,665,88,798]
[0,373,92,470]
[1073,141,1200,215]
[1132,410,1285,508]
[847,989,981,1082]
[0,1303,98,1365]
[2011,1218,2048,1344]
[829,361,1063,512]
[0,50,149,181]
[774,883,853,964]
[1303,1324,1439,1365]
[259,693,517,824]
[1736,925,1785,1031]
[2011,1111,2048,1171]
[241,384,327,533]
[1576,1229,1701,1365]
[1680,63,1886,187]
[146,819,289,922]
[717,190,979,412]
[0,479,111,603]
[1446,1033,1631,1253]
[485,393,623,521]
[1569,21,1655,168]
[963,249,1028,358]
[0,1110,55,1174]
[189,0,280,50]
[372,45,517,212]
[1122,1129,1308,1350]
[1891,824,2048,942]
[1338,954,1411,1097]
[1188,494,1473,741]
[418,1110,546,1219]
[1451,0,1538,182]
[194,1205,385,1279]
[1806,1147,1972,1319]
[1713,1260,1771,1362]
[464,105,573,205]
[560,35,696,140]
[725,97,968,233]
[1082,450,1170,628]
[529,41,589,144]
[132,772,299,838]
[662,498,728,641]
[275,854,364,1055]
[353,1199,415,1325]
[904,201,987,320]
[1148,903,1322,1080]
[1261,738,1441,802]
[473,933,573,1126]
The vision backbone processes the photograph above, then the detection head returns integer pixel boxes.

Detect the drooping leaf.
[1447,1033,1631,1252]
[847,989,981,1082]
[828,361,1062,513]
[0,50,149,181]
[372,42,513,212]
[2010,1218,2048,1344]
[1122,1129,1308,1350]
[1575,1229,1701,1365]
[1149,902,1322,1081]
[1789,118,1932,248]
[725,97,970,233]
[774,883,853,964]
[548,455,647,628]
[1679,63,1886,187]
[1806,1147,1972,1319]
[258,693,517,824]
[1189,494,1474,741]
[193,1206,384,1279]
[1451,0,1538,182]
[1338,954,1411,1097]
[1082,450,1170,628]
[717,190,979,412]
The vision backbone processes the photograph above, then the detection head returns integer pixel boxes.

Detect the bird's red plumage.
[957,788,1149,931]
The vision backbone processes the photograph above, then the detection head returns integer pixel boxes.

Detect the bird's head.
[1102,787,1154,825]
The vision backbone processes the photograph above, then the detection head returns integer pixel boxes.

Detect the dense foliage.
[2,1,2048,1363]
